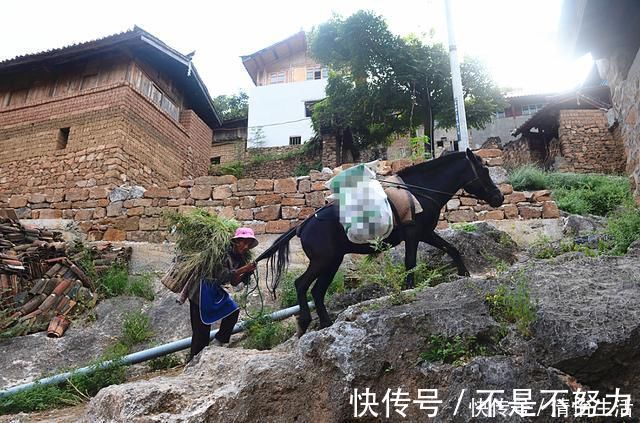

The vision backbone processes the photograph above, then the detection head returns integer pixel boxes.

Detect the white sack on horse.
[325,161,393,244]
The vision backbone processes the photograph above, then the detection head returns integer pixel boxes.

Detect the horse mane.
[396,151,467,178]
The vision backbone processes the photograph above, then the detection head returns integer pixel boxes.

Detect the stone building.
[502,85,626,174]
[561,0,640,202]
[0,26,221,203]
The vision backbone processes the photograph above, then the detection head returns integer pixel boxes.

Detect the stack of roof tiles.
[0,215,131,337]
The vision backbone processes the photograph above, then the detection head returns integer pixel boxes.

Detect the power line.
[215,117,313,132]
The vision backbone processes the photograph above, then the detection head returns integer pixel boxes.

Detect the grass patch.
[121,311,153,348]
[606,207,640,255]
[485,273,536,338]
[148,353,182,371]
[209,161,245,178]
[419,334,487,365]
[243,313,295,350]
[451,222,477,233]
[96,266,154,301]
[508,166,632,216]
[0,358,126,415]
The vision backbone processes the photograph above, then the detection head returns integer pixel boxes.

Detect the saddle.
[383,175,423,225]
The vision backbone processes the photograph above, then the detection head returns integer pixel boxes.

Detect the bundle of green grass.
[164,209,241,292]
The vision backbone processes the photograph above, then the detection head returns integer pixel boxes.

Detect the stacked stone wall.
[598,47,640,203]
[557,109,626,174]
[2,149,560,242]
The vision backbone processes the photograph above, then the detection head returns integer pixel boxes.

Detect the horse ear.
[465,148,476,162]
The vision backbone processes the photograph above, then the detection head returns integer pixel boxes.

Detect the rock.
[129,186,146,199]
[86,252,640,421]
[562,214,607,236]
[628,239,640,257]
[488,166,508,184]
[391,222,518,275]
[109,186,130,202]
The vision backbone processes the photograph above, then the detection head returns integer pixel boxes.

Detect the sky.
[1,0,592,97]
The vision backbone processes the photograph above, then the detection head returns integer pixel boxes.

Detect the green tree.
[308,11,506,158]
[213,91,249,121]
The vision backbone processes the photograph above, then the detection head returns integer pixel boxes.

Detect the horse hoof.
[318,321,333,329]
[296,318,311,337]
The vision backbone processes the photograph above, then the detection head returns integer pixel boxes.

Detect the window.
[211,156,221,165]
[133,70,180,121]
[289,136,301,145]
[307,66,329,80]
[57,127,70,149]
[453,140,459,151]
[521,103,545,116]
[437,137,446,148]
[495,110,506,119]
[269,71,285,84]
[304,101,319,118]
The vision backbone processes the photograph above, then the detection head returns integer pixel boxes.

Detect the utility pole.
[444,0,469,151]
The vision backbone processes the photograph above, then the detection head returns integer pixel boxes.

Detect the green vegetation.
[606,207,640,255]
[243,313,295,350]
[419,334,487,365]
[0,358,126,414]
[451,222,477,233]
[508,165,632,216]
[354,242,452,293]
[95,266,154,301]
[533,238,601,259]
[485,273,536,338]
[148,353,182,371]
[209,161,245,179]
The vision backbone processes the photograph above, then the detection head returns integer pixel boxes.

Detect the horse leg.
[404,234,419,289]
[310,256,343,329]
[424,232,470,276]
[294,261,323,337]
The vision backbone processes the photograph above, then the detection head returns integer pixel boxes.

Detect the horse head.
[462,148,504,208]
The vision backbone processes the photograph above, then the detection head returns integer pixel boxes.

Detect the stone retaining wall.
[1,149,560,243]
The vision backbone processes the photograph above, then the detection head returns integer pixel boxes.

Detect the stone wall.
[557,109,626,174]
[2,149,560,242]
[597,46,640,203]
[502,136,547,170]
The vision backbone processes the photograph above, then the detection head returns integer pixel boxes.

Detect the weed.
[606,207,640,255]
[210,161,245,178]
[243,313,295,350]
[451,222,477,233]
[508,166,632,216]
[484,255,509,274]
[121,311,153,349]
[0,358,125,414]
[97,265,129,298]
[127,273,155,301]
[148,353,183,371]
[419,334,487,365]
[485,272,536,337]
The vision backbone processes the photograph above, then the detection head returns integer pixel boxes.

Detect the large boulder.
[391,222,519,275]
[85,254,640,422]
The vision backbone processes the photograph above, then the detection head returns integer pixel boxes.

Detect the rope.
[237,265,265,319]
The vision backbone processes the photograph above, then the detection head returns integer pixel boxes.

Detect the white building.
[242,32,327,148]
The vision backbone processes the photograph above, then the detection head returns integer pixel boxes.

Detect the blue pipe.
[0,302,314,398]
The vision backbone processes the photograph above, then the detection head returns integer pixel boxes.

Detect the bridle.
[381,155,501,205]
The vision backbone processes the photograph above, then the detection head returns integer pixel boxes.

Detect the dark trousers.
[189,300,240,360]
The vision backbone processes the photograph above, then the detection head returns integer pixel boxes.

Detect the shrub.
[606,207,640,255]
[508,165,547,191]
[210,161,245,178]
[508,166,632,216]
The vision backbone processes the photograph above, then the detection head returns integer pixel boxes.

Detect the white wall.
[247,79,327,147]
[434,115,533,148]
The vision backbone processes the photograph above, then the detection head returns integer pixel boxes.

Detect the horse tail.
[254,226,297,299]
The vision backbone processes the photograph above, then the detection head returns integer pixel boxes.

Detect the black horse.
[257,149,504,336]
